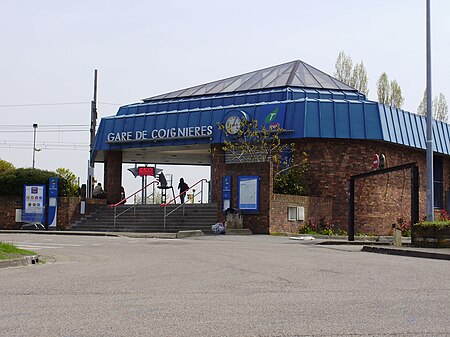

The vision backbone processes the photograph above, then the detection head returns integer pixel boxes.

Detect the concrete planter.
[413,224,450,248]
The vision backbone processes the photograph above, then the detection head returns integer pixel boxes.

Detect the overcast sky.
[1,0,449,194]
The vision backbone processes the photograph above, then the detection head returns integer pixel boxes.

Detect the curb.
[0,255,39,269]
[176,230,204,238]
[362,246,450,261]
[0,230,176,239]
[226,229,252,235]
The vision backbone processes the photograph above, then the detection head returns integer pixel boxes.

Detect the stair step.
[72,203,218,233]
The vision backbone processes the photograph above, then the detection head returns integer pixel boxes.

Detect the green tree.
[351,61,369,96]
[273,152,309,195]
[56,167,79,196]
[418,90,448,122]
[334,51,353,86]
[390,80,404,109]
[377,72,390,105]
[0,159,15,174]
[377,73,404,109]
[334,51,369,95]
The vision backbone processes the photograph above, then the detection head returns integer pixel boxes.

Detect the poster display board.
[237,176,259,212]
[22,184,46,224]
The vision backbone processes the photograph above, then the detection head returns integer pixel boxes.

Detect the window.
[434,156,443,209]
[287,206,305,221]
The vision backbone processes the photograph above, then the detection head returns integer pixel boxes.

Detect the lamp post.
[426,0,434,221]
[32,123,38,169]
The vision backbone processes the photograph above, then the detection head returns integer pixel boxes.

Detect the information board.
[237,176,259,211]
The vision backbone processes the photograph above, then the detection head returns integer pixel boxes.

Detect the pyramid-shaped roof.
[143,60,356,102]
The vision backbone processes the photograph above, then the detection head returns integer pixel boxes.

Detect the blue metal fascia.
[94,95,450,163]
[442,123,450,154]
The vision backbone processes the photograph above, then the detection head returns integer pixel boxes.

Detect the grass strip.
[0,242,37,260]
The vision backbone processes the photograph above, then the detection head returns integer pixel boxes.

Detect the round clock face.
[225,115,242,135]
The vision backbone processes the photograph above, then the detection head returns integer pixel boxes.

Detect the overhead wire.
[0,123,91,150]
[0,101,120,108]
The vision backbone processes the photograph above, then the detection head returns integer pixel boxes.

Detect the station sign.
[138,167,155,177]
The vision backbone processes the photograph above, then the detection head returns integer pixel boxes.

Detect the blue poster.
[48,177,58,229]
[237,176,260,211]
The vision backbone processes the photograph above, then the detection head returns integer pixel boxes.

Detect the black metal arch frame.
[348,162,419,241]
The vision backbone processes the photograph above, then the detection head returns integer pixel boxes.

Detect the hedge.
[0,168,77,197]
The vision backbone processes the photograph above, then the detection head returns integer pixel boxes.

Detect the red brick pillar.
[104,150,122,204]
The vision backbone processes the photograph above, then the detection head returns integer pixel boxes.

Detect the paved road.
[0,233,449,337]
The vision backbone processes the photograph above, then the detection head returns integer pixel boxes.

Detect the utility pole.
[88,69,98,198]
[32,123,38,169]
[426,0,434,221]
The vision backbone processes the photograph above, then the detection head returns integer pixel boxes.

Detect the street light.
[426,0,434,221]
[32,123,38,169]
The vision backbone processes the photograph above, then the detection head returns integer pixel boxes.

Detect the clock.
[225,115,242,135]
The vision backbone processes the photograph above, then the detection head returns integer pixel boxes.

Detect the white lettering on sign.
[106,125,213,143]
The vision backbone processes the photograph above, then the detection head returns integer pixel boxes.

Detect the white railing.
[159,179,208,230]
[110,180,159,227]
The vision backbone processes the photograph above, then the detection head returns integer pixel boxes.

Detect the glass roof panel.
[266,72,291,88]
[178,83,208,97]
[143,60,358,101]
[217,71,260,93]
[305,63,354,91]
[290,74,306,87]
[295,63,321,88]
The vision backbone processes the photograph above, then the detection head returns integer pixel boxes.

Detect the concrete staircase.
[71,203,218,233]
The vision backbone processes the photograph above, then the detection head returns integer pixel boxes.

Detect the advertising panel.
[22,184,46,224]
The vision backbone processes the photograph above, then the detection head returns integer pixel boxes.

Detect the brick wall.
[211,139,450,236]
[294,139,450,235]
[0,196,106,230]
[270,194,333,234]
[0,196,22,229]
[211,146,272,234]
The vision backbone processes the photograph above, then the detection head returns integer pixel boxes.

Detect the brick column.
[104,150,122,204]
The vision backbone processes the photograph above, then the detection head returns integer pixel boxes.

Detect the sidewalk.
[290,235,450,261]
[360,245,450,261]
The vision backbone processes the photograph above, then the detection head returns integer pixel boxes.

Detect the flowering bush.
[299,216,335,235]
[436,209,450,221]
[396,217,411,237]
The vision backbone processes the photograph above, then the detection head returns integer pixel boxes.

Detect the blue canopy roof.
[93,60,450,164]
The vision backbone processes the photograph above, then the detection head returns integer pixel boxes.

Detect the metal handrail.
[160,179,208,230]
[110,180,159,227]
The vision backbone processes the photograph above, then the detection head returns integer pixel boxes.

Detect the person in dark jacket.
[178,178,189,204]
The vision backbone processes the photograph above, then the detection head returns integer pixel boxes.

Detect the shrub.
[0,167,78,197]
[414,221,450,229]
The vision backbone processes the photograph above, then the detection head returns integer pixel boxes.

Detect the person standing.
[178,178,189,204]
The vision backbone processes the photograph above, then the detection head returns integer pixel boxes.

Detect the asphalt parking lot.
[1,233,449,337]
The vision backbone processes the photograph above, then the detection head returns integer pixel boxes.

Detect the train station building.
[92,60,450,235]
